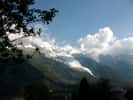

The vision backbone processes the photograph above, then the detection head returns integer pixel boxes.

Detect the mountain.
[1,49,133,99]
[73,54,115,80]
[99,55,133,88]
[29,54,96,85]
[73,54,133,88]
[0,53,97,99]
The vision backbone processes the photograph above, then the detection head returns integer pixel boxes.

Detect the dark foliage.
[24,81,51,100]
[78,78,110,100]
[0,0,58,62]
[0,60,45,100]
[71,78,130,100]
[125,89,133,100]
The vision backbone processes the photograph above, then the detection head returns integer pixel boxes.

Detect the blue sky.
[34,0,133,45]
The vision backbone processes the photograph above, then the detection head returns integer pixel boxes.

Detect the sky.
[13,0,133,86]
[34,0,133,45]
[10,0,133,83]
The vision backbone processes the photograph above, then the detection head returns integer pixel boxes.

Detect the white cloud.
[107,37,133,56]
[68,60,94,76]
[78,27,133,61]
[9,25,133,64]
[78,27,114,60]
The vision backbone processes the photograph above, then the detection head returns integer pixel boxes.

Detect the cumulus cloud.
[78,27,133,61]
[78,27,115,60]
[8,24,133,61]
[107,37,133,56]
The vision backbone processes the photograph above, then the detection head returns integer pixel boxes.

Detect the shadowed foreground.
[1,60,133,100]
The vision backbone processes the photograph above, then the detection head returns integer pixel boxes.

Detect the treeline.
[4,78,133,100]
[71,78,133,100]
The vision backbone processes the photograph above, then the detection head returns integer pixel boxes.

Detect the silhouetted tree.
[77,78,111,100]
[78,78,90,100]
[0,0,58,62]
[125,89,133,100]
